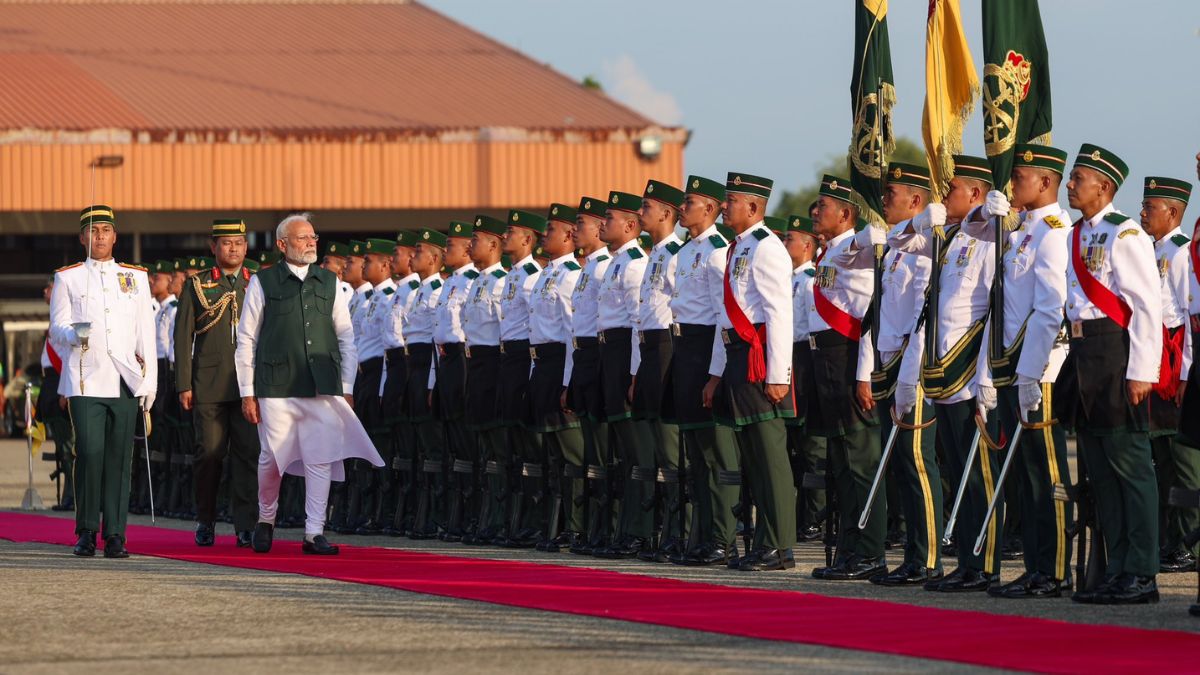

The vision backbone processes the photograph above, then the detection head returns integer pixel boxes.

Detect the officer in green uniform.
[175,219,261,547]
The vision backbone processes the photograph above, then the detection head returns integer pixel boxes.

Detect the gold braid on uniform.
[190,275,239,335]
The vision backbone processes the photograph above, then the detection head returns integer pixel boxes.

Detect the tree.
[581,75,603,91]
[771,136,926,218]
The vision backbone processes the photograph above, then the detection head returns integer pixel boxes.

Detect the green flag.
[849,0,896,224]
[982,0,1053,191]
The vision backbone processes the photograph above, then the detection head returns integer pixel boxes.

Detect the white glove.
[853,223,888,249]
[142,392,156,412]
[1018,377,1043,412]
[982,190,1011,220]
[976,384,998,412]
[71,322,91,347]
[894,382,918,417]
[911,203,947,233]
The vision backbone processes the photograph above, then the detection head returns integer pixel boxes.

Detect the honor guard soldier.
[404,230,447,539]
[961,146,1074,598]
[429,221,478,540]
[320,240,355,306]
[565,196,615,554]
[346,240,371,317]
[667,176,740,567]
[491,210,547,548]
[714,172,797,572]
[457,215,508,544]
[632,180,687,562]
[50,205,158,558]
[892,156,997,591]
[174,219,261,547]
[1061,144,1162,605]
[378,231,421,535]
[1138,176,1199,574]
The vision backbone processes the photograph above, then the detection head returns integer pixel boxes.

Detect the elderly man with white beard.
[236,213,384,555]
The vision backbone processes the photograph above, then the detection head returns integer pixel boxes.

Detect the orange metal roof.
[0,0,661,136]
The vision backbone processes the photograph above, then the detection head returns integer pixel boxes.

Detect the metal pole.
[942,425,982,544]
[972,415,1026,556]
[20,383,45,510]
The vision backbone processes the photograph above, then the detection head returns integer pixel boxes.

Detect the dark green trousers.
[737,417,796,551]
[193,400,260,531]
[828,425,884,559]
[786,425,826,532]
[1161,436,1200,556]
[479,427,510,531]
[553,426,587,534]
[69,388,137,537]
[684,425,740,549]
[882,393,942,570]
[613,419,654,539]
[1078,429,1158,577]
[582,418,615,544]
[646,418,686,541]
[999,384,1073,580]
[938,399,1002,574]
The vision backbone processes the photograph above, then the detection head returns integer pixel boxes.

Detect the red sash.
[44,331,61,374]
[1190,221,1200,288]
[1154,325,1185,400]
[723,246,766,383]
[1070,222,1132,329]
[811,249,863,341]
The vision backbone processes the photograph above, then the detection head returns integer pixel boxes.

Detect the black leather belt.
[1067,317,1123,340]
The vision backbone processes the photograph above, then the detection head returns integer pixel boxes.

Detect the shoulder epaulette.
[382,286,395,295]
[1118,228,1141,239]
[665,241,682,255]
[563,261,581,271]
[168,299,178,307]
[596,254,611,263]
[430,279,442,290]
[751,228,770,241]
[408,280,420,290]
[118,262,147,272]
[55,262,82,273]
[627,248,644,260]
[1102,212,1131,225]
[522,262,539,275]
[464,270,480,280]
[1044,215,1066,229]
[708,234,728,249]
[1171,234,1190,247]
[804,268,816,277]
[491,269,507,279]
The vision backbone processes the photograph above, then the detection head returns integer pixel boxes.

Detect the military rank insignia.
[610,263,622,281]
[732,251,750,279]
[117,271,137,293]
[1083,235,1107,273]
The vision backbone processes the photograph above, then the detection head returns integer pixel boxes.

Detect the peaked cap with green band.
[764,216,787,237]
[348,240,367,257]
[951,155,993,185]
[212,218,247,237]
[1013,144,1068,175]
[448,220,475,238]
[258,250,282,266]
[886,162,931,191]
[607,191,642,214]
[548,203,577,224]
[474,214,507,237]
[726,172,773,199]
[644,180,684,209]
[395,230,419,248]
[819,174,856,204]
[418,228,447,248]
[508,209,547,235]
[1144,176,1192,206]
[365,237,395,255]
[686,175,726,203]
[80,205,115,229]
[243,259,260,273]
[1074,143,1129,188]
[578,196,608,219]
[324,240,350,258]
[787,215,817,238]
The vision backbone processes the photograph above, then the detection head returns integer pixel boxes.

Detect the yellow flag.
[28,421,46,456]
[923,0,979,199]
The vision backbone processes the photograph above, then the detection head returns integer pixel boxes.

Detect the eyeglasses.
[288,234,320,243]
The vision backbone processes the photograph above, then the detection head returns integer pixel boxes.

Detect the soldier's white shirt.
[356,277,396,362]
[433,263,477,345]
[670,224,730,375]
[463,261,506,347]
[381,273,421,350]
[810,228,875,382]
[570,247,612,338]
[598,239,647,376]
[500,255,541,342]
[528,253,581,385]
[337,280,353,308]
[638,232,683,331]
[837,223,931,355]
[961,202,1071,385]
[155,293,176,359]
[49,258,158,399]
[1153,225,1193,378]
[1064,204,1162,382]
[792,262,817,340]
[402,274,443,345]
[349,281,372,317]
[714,221,793,385]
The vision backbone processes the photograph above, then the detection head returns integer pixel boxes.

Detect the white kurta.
[235,262,383,479]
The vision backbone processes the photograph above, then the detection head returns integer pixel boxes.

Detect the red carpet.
[2,511,1196,673]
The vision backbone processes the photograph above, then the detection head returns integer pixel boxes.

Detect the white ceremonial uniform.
[155,293,177,360]
[357,277,396,363]
[565,248,612,386]
[428,263,477,389]
[381,273,421,350]
[463,261,506,347]
[597,239,647,376]
[792,261,816,341]
[1154,225,1194,379]
[1065,204,1162,382]
[349,281,372,320]
[235,262,383,536]
[714,221,792,384]
[403,275,443,346]
[808,229,876,383]
[531,254,582,345]
[337,280,354,308]
[639,232,683,333]
[671,224,729,376]
[500,255,541,343]
[49,259,158,401]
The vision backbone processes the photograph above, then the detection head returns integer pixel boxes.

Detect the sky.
[423,0,1200,222]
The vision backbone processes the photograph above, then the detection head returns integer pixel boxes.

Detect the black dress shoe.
[73,530,96,557]
[925,566,967,591]
[1071,574,1118,604]
[302,535,340,555]
[103,535,129,559]
[873,561,943,586]
[931,567,998,592]
[235,530,253,548]
[672,543,731,567]
[1189,603,1200,617]
[1093,574,1159,605]
[821,555,886,580]
[407,525,439,540]
[1001,538,1024,561]
[1160,549,1197,573]
[738,548,795,571]
[990,571,1063,599]
[733,547,761,570]
[52,503,74,512]
[797,525,822,542]
[252,522,274,553]
[355,520,383,536]
[593,537,649,559]
[535,537,561,553]
[195,523,216,547]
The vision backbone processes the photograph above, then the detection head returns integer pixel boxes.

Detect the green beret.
[395,230,419,248]
[448,220,475,238]
[548,203,577,224]
[212,218,247,237]
[819,174,856,204]
[243,259,260,273]
[715,223,735,241]
[887,162,931,191]
[474,215,507,237]
[1074,143,1129,188]
[1013,144,1068,175]
[787,216,817,238]
[324,241,350,258]
[607,191,642,214]
[80,205,115,230]
[1144,176,1192,206]
[764,216,787,237]
[508,209,547,235]
[686,175,726,203]
[365,237,395,256]
[644,180,684,209]
[726,172,773,199]
[184,255,201,270]
[951,155,993,185]
[638,232,653,251]
[173,258,187,271]
[578,196,608,219]
[418,228,448,248]
[348,240,367,257]
[258,250,282,266]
